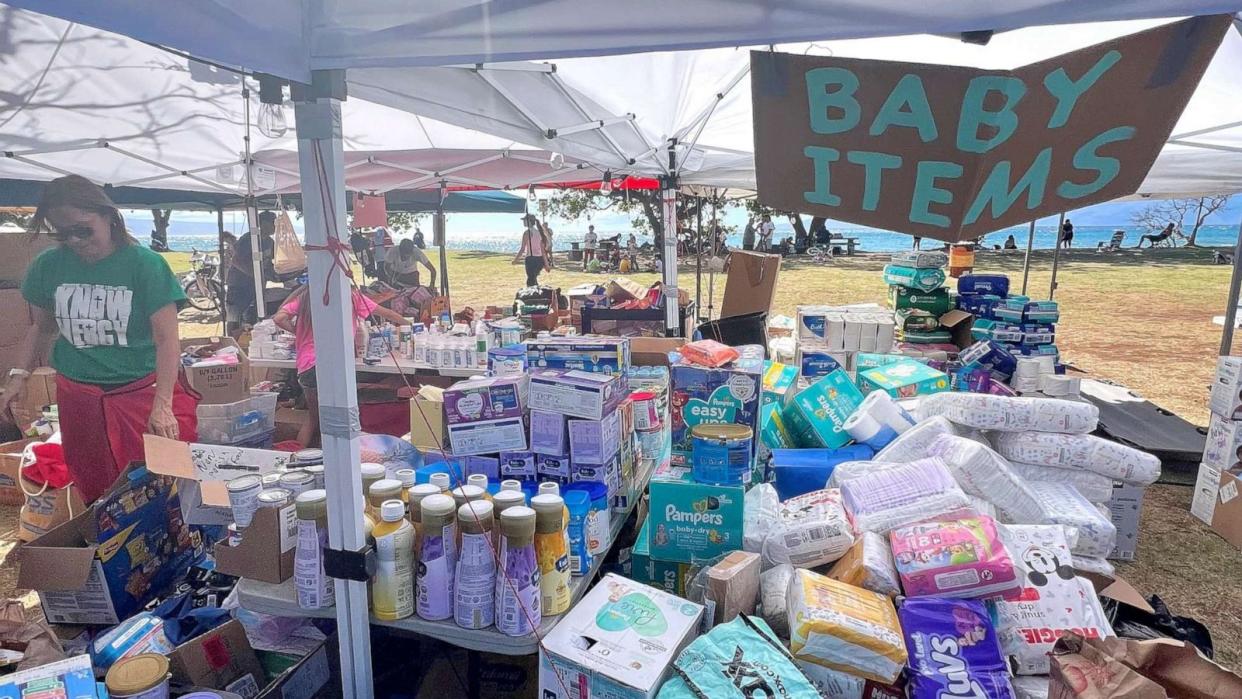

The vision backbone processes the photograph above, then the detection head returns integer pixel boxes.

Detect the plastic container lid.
[530,493,565,533]
[380,500,406,522]
[537,481,560,497]
[499,479,523,492]
[451,484,486,508]
[295,489,328,519]
[369,479,403,506]
[500,505,537,539]
[458,500,494,534]
[421,493,457,523]
[564,481,607,506]
[292,448,323,465]
[227,474,261,492]
[429,472,452,491]
[360,463,386,483]
[105,653,169,695]
[466,474,489,490]
[563,489,591,514]
[395,468,416,488]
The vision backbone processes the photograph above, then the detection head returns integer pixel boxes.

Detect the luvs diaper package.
[669,357,762,465]
[781,369,865,449]
[889,516,1021,600]
[787,568,908,684]
[899,597,1016,699]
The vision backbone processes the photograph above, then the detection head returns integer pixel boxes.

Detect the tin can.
[636,428,665,463]
[105,653,170,699]
[303,464,325,490]
[260,472,283,490]
[278,470,315,497]
[226,475,263,528]
[488,346,527,377]
[690,424,753,486]
[226,523,242,547]
[630,391,660,431]
[257,488,291,509]
[291,448,324,467]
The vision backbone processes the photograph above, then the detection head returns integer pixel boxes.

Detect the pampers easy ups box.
[780,369,864,449]
[669,357,762,465]
[647,463,745,563]
[539,574,703,699]
[855,360,950,400]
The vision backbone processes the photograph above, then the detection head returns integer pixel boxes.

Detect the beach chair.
[1098,230,1125,252]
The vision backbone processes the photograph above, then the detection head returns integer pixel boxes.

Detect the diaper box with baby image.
[780,369,865,449]
[647,463,746,564]
[856,361,950,400]
[1210,356,1242,419]
[669,357,762,466]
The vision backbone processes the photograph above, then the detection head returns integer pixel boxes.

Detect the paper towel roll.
[1034,355,1057,375]
[1040,374,1080,397]
[843,410,898,450]
[859,390,916,435]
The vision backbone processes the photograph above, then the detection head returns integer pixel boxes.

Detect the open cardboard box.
[1209,469,1242,550]
[170,619,266,696]
[938,309,975,350]
[214,503,298,583]
[720,250,781,318]
[257,633,336,699]
[144,434,292,526]
[628,337,684,367]
[0,437,39,505]
[181,336,251,404]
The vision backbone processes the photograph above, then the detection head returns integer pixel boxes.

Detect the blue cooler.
[770,444,874,500]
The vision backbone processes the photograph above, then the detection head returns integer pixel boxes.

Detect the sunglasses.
[48,224,95,241]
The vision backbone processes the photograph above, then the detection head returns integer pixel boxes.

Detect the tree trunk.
[1187,199,1205,246]
[637,191,663,249]
[150,209,171,251]
[787,213,807,242]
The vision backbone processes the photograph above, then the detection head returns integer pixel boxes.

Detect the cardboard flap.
[144,435,290,507]
[17,514,97,591]
[721,251,781,319]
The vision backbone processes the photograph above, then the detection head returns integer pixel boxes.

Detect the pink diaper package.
[889,515,1021,600]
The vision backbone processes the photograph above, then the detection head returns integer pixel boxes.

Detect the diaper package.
[825,460,903,489]
[1022,482,1118,558]
[1011,677,1049,699]
[1006,462,1115,503]
[899,597,1016,699]
[873,416,958,462]
[891,250,949,269]
[883,264,946,293]
[787,569,908,684]
[743,483,781,554]
[927,434,1043,522]
[841,458,971,534]
[795,660,909,699]
[826,531,901,597]
[890,516,1021,599]
[856,390,919,435]
[656,616,821,699]
[992,432,1160,485]
[918,393,1099,434]
[760,563,796,638]
[1071,555,1116,578]
[762,489,856,569]
[990,524,1114,675]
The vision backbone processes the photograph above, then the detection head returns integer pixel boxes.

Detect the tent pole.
[242,79,266,321]
[217,206,227,330]
[1021,219,1036,295]
[437,180,449,300]
[695,195,702,321]
[1218,217,1242,355]
[661,143,680,337]
[1049,212,1065,299]
[292,78,375,699]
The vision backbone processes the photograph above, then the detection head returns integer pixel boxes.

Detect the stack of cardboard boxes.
[795,306,895,380]
[1193,356,1242,549]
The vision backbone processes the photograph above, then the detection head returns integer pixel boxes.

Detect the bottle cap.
[294,489,328,519]
[360,463,385,479]
[458,500,495,534]
[499,479,522,492]
[429,473,451,491]
[394,468,416,488]
[466,474,489,490]
[500,505,537,538]
[538,481,560,497]
[380,500,405,522]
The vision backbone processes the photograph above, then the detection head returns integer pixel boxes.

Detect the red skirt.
[57,372,199,504]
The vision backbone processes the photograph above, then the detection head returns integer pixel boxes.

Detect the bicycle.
[181,248,225,313]
[805,245,834,264]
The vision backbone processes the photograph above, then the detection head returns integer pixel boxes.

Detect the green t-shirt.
[22,244,186,385]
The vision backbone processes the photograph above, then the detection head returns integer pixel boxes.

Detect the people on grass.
[758,214,775,252]
[582,224,598,270]
[1138,222,1177,249]
[742,218,756,251]
[412,225,426,250]
[225,210,276,334]
[384,238,437,288]
[0,175,197,503]
[1060,218,1074,248]
[514,214,553,287]
[627,232,638,266]
[1004,234,1018,250]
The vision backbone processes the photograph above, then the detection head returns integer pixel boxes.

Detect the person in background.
[742,218,756,251]
[758,214,775,252]
[1060,218,1075,248]
[0,175,198,503]
[582,224,598,270]
[514,214,553,287]
[273,285,406,447]
[384,239,436,288]
[912,235,922,249]
[412,225,426,249]
[1004,234,1018,250]
[1138,222,1177,249]
[349,229,375,276]
[225,210,276,335]
[627,232,638,266]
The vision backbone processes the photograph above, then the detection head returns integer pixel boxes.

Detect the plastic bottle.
[499,479,523,493]
[538,481,560,497]
[429,472,452,493]
[455,501,497,629]
[491,488,527,549]
[440,311,452,334]
[399,325,412,358]
[416,494,457,621]
[495,506,541,637]
[454,335,469,368]
[360,463,386,530]
[394,469,416,506]
[407,483,442,558]
[530,493,571,615]
[368,479,403,522]
[466,474,489,492]
[465,334,477,371]
[413,325,427,365]
[474,324,491,371]
[451,484,488,510]
[371,500,415,621]
[294,489,334,610]
[563,490,593,577]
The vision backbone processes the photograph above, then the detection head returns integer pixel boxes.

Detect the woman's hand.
[148,395,179,439]
[0,376,28,424]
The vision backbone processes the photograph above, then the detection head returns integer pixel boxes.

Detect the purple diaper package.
[899,597,1016,699]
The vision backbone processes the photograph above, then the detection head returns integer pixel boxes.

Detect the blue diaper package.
[957,274,1010,297]
[656,616,821,699]
[770,445,874,500]
[1020,324,1056,346]
[959,341,1017,377]
[899,597,1015,699]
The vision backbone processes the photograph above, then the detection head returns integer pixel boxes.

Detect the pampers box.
[629,517,693,596]
[780,369,864,449]
[669,357,762,465]
[539,573,703,699]
[647,462,745,563]
[761,360,800,408]
[855,360,950,400]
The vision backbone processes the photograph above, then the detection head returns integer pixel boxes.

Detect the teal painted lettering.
[957,76,1026,153]
[1043,50,1121,128]
[806,67,861,135]
[846,151,903,211]
[869,74,937,142]
[1057,126,1135,200]
[963,148,1053,224]
[803,146,842,207]
[910,160,964,228]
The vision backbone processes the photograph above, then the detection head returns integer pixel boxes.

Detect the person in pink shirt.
[274,285,406,446]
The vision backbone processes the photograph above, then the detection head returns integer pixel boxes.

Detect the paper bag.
[1050,633,1242,699]
[272,210,307,276]
[0,600,65,671]
[18,440,84,542]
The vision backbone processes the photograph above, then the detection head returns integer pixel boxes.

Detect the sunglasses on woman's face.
[49,224,95,241]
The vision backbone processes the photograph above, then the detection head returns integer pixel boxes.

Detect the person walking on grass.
[514,214,553,287]
[1138,222,1177,249]
[758,214,775,252]
[582,224,598,270]
[1060,218,1074,248]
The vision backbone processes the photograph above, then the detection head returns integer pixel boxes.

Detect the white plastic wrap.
[761,489,855,569]
[743,482,781,553]
[1007,461,1116,503]
[967,495,998,519]
[873,415,958,462]
[962,429,994,448]
[927,434,1043,522]
[1072,555,1116,578]
[841,458,971,534]
[795,660,870,699]
[918,393,1099,434]
[993,524,1114,675]
[826,530,902,597]
[1022,482,1118,558]
[760,563,795,638]
[992,431,1160,485]
[825,460,902,489]
[1012,677,1050,699]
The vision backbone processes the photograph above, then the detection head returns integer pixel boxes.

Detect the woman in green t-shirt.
[0,175,199,503]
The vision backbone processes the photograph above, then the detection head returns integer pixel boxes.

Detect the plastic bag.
[1021,482,1117,558]
[1007,461,1115,504]
[1011,677,1049,699]
[1071,555,1115,578]
[928,434,1043,522]
[890,515,1021,600]
[761,489,855,569]
[826,531,901,597]
[657,616,821,699]
[992,432,1160,485]
[899,597,1016,699]
[825,460,902,489]
[873,416,958,462]
[759,564,795,638]
[918,393,1098,434]
[795,659,907,699]
[841,458,971,534]
[272,209,307,275]
[787,569,908,684]
[743,482,781,554]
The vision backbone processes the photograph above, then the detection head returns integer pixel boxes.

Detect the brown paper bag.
[0,600,65,671]
[18,445,85,543]
[1050,633,1242,699]
[272,210,307,276]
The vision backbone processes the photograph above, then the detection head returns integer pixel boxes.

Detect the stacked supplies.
[795,304,895,378]
[887,251,951,347]
[1192,355,1242,545]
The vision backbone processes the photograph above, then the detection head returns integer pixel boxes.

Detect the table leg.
[468,649,480,699]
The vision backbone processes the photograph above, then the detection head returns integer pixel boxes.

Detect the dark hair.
[28,175,129,245]
[399,238,414,253]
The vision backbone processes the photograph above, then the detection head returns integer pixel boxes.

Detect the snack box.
[761,360,801,408]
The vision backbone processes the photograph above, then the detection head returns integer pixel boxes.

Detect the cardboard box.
[539,574,703,699]
[938,309,975,349]
[0,289,35,377]
[1107,482,1144,561]
[536,451,571,480]
[629,337,684,367]
[0,229,53,284]
[780,369,864,449]
[525,336,630,375]
[1191,461,1223,526]
[448,416,527,456]
[796,344,843,380]
[704,550,761,626]
[182,336,250,404]
[499,451,536,479]
[629,517,693,596]
[442,375,528,424]
[274,406,309,444]
[214,503,298,583]
[1210,469,1242,550]
[415,649,537,699]
[761,360,800,408]
[9,367,55,429]
[1202,413,1242,472]
[856,361,951,400]
[527,368,625,420]
[647,463,745,563]
[669,357,762,465]
[463,454,500,480]
[170,619,265,696]
[721,250,781,319]
[1210,356,1242,419]
[568,408,621,464]
[144,434,292,526]
[409,386,449,452]
[257,634,334,699]
[529,409,569,455]
[0,437,38,506]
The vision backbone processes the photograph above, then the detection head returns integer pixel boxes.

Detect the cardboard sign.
[752,16,1229,242]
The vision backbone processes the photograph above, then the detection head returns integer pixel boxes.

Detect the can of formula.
[257,488,291,509]
[630,391,661,431]
[226,475,263,528]
[226,523,243,547]
[690,424,753,486]
[488,345,528,377]
[278,470,315,498]
[260,472,283,490]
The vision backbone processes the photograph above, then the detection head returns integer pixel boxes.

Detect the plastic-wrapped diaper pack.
[884,264,947,293]
[794,659,908,699]
[761,489,855,569]
[927,434,1043,522]
[656,616,821,699]
[873,416,958,462]
[842,458,971,534]
[1022,482,1117,558]
[1011,677,1049,699]
[743,483,781,553]
[918,393,1099,434]
[760,564,795,637]
[1071,555,1116,578]
[786,568,908,683]
[826,460,903,489]
[1006,461,1115,504]
[990,524,1114,675]
[899,597,1016,699]
[992,431,1161,485]
[889,516,1021,600]
[826,531,901,597]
